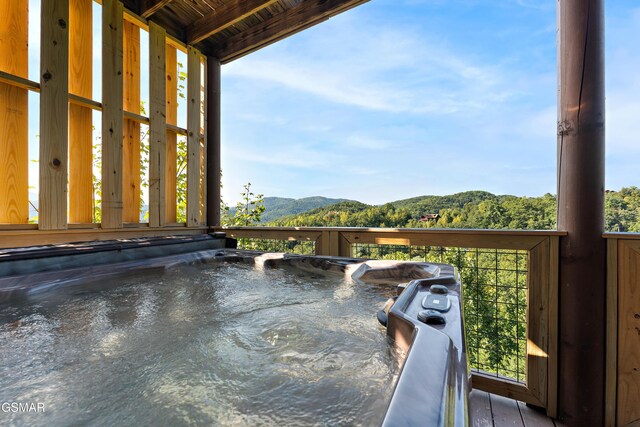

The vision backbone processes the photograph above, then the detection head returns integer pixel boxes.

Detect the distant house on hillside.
[419,213,440,222]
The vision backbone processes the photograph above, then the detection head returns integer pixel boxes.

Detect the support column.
[206,57,221,227]
[557,0,605,425]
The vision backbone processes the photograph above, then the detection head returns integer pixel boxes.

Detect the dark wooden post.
[557,0,605,425]
[206,57,221,227]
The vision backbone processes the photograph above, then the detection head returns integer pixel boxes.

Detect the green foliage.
[223,183,265,226]
[176,136,188,223]
[605,187,640,232]
[267,191,563,230]
[265,189,640,232]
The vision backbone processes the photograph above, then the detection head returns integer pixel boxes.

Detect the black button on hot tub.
[422,294,451,312]
[417,310,446,325]
[430,284,449,294]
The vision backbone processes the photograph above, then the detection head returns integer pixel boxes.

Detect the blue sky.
[21,0,640,206]
[221,0,640,205]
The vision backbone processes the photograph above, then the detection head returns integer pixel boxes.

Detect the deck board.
[469,390,493,427]
[469,391,561,427]
[517,401,555,427]
[490,393,525,426]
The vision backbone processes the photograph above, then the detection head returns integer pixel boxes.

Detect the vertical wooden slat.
[199,57,206,224]
[165,44,177,223]
[328,230,339,257]
[205,56,221,227]
[148,22,166,228]
[122,20,140,223]
[101,0,124,229]
[39,0,69,230]
[68,0,93,223]
[527,240,549,409]
[338,233,351,257]
[186,46,201,226]
[546,235,559,418]
[617,240,640,426]
[605,238,618,427]
[0,0,29,224]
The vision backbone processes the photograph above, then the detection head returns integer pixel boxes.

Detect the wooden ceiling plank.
[187,0,279,45]
[141,0,175,18]
[211,0,368,62]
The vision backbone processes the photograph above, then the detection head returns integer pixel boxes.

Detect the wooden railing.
[0,2,206,231]
[217,226,563,417]
[605,233,640,427]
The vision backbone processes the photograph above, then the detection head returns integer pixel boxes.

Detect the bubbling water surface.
[0,262,400,426]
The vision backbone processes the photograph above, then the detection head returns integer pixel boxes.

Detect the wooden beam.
[140,0,173,19]
[557,0,606,424]
[187,0,278,45]
[123,20,141,223]
[210,0,369,63]
[0,226,208,249]
[186,46,202,226]
[206,57,221,227]
[69,0,93,223]
[0,70,39,92]
[165,44,177,223]
[39,0,69,230]
[102,0,124,229]
[148,22,167,228]
[0,0,29,224]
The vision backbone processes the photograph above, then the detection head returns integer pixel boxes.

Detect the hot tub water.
[0,261,401,426]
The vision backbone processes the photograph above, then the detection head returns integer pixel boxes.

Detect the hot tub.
[0,235,468,426]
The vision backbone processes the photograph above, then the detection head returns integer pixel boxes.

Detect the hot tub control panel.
[378,263,469,427]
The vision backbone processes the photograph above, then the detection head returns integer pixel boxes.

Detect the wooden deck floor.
[470,390,565,427]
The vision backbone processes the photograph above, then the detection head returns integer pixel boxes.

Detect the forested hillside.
[228,196,350,223]
[265,188,640,232]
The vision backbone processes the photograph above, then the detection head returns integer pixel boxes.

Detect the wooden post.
[101,0,124,229]
[0,0,29,224]
[165,44,177,223]
[557,0,605,425]
[186,46,201,226]
[68,0,93,223]
[206,57,221,227]
[148,22,166,227]
[39,0,69,230]
[122,20,140,223]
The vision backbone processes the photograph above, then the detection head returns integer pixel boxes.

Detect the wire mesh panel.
[352,243,528,384]
[236,238,316,255]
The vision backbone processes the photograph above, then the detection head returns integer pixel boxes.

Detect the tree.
[222,182,265,226]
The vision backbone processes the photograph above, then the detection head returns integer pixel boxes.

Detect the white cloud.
[224,16,511,116]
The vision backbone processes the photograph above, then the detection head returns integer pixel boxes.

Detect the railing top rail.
[215,226,567,237]
[603,232,640,240]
